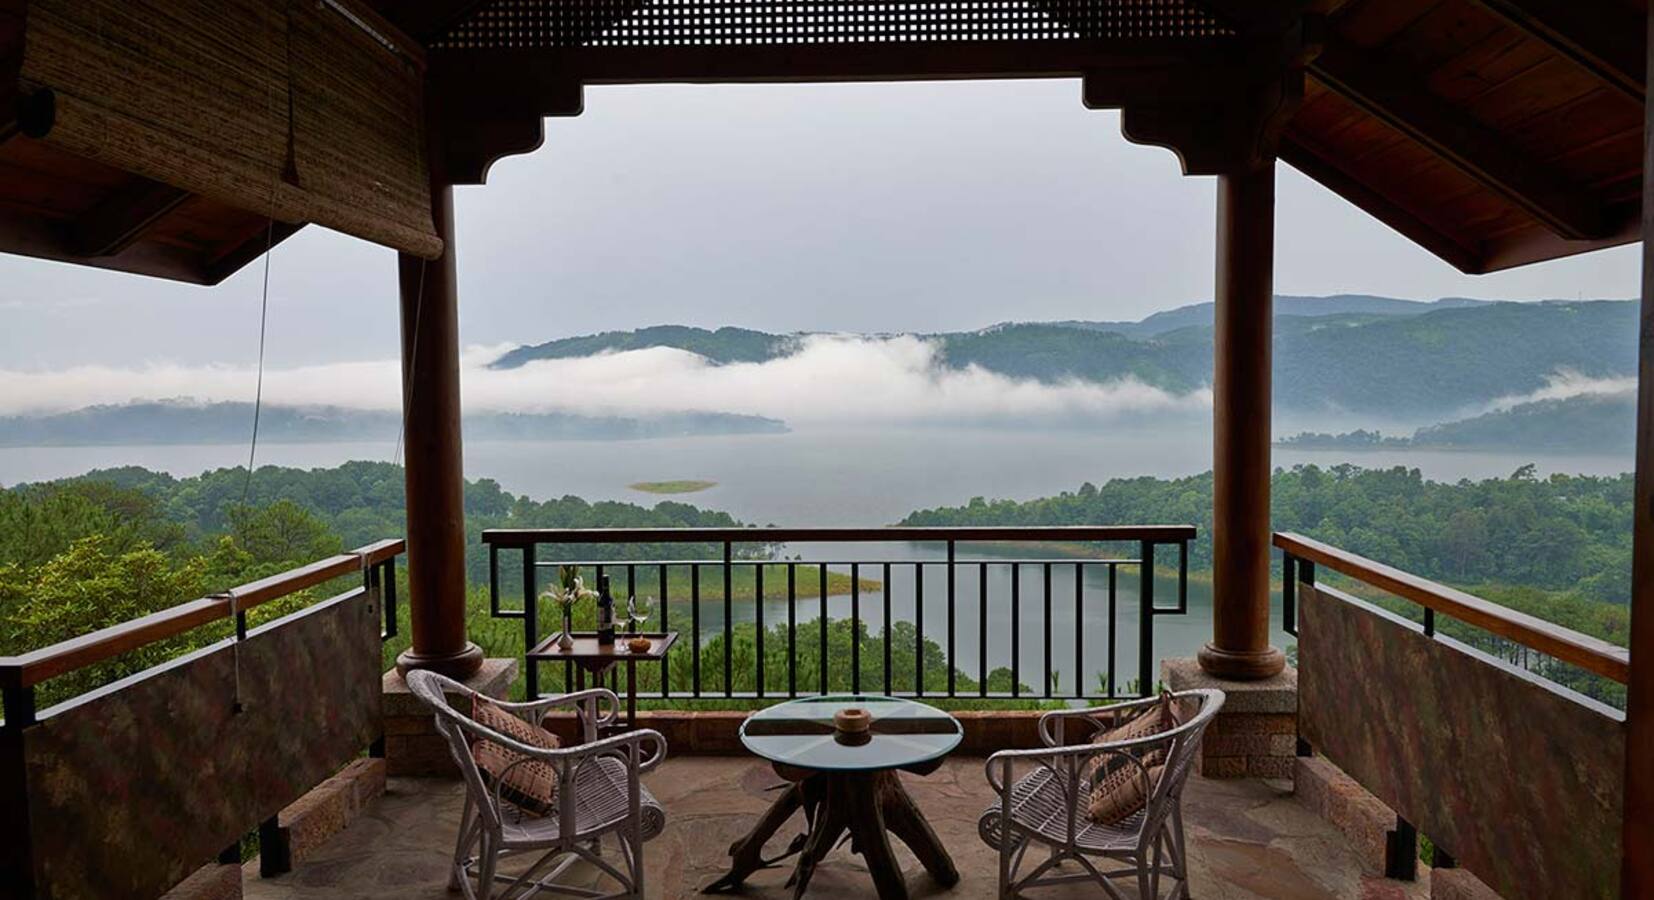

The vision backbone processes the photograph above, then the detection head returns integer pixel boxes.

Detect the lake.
[0,422,1631,526]
[0,425,1629,694]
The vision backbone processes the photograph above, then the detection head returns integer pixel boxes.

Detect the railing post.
[1385,816,1418,881]
[522,545,538,700]
[1294,556,1314,758]
[946,541,955,697]
[1,676,34,899]
[259,815,289,877]
[915,561,925,696]
[2,682,35,731]
[1139,541,1155,698]
[381,560,398,641]
[1282,552,1297,636]
[723,542,733,698]
[851,562,861,695]
[755,563,765,698]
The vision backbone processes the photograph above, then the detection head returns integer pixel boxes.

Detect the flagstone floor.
[245,755,1426,899]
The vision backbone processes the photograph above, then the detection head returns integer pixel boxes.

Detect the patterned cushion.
[471,695,562,816]
[1087,762,1165,825]
[1079,690,1184,823]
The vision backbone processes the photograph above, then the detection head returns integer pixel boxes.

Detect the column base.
[1197,641,1286,680]
[383,658,518,776]
[395,640,485,680]
[1163,657,1297,779]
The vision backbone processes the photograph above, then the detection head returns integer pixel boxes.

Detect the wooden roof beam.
[69,177,191,258]
[1279,136,1485,273]
[1309,38,1610,240]
[1468,0,1644,104]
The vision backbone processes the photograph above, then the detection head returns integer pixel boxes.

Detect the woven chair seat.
[500,756,667,847]
[979,766,1145,853]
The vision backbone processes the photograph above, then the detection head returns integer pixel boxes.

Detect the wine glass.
[627,594,653,635]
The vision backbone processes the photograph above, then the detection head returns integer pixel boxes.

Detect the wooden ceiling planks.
[11,0,436,262]
[1293,0,1642,271]
[0,0,1645,283]
[1470,0,1646,103]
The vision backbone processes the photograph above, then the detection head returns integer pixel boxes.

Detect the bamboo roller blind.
[18,0,442,258]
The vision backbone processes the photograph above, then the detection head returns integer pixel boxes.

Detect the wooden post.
[1199,161,1287,681]
[1622,7,1654,892]
[395,182,483,678]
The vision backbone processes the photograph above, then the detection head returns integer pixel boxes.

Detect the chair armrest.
[487,688,621,733]
[1036,695,1160,746]
[983,739,1162,794]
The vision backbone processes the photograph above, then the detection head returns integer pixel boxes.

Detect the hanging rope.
[225,2,297,715]
[393,258,430,467]
[238,218,276,509]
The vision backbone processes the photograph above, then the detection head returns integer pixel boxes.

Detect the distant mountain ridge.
[0,400,786,446]
[1279,393,1635,452]
[490,296,1638,418]
[1050,294,1497,339]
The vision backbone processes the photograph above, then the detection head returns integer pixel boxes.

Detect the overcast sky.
[0,78,1640,371]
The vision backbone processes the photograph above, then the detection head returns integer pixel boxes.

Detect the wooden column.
[1199,161,1287,681]
[1622,8,1654,892]
[395,182,483,678]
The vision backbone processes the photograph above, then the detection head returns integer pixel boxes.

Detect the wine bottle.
[596,574,616,645]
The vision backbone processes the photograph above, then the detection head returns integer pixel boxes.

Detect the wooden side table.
[527,631,678,730]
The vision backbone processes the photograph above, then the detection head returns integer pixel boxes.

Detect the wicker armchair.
[978,688,1224,900]
[405,670,668,900]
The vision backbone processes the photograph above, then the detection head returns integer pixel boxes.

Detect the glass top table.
[707,696,963,898]
[739,694,963,773]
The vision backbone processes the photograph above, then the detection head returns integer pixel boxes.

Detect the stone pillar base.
[382,658,518,776]
[1162,657,1296,779]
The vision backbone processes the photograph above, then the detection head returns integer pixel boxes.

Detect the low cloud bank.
[1484,369,1636,412]
[0,335,1210,427]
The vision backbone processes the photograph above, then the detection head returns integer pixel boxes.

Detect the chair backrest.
[1138,688,1224,843]
[405,669,512,831]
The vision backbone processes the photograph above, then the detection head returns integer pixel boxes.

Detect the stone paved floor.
[245,756,1428,899]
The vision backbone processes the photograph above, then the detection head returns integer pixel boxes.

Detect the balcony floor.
[245,756,1423,899]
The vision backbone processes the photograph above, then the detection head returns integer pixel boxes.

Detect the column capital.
[1083,18,1321,176]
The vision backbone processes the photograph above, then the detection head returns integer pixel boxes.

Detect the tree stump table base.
[704,762,960,900]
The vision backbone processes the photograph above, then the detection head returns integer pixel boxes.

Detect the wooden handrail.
[1274,531,1630,685]
[482,525,1198,546]
[0,539,405,690]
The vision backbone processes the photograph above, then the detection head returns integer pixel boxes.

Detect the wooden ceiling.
[0,0,1644,283]
[1284,0,1646,273]
[0,0,300,284]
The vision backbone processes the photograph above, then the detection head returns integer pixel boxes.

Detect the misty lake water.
[0,424,1632,695]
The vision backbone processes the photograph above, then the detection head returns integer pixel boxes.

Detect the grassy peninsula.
[630,480,718,494]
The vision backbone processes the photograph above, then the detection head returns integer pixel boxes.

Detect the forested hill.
[491,325,793,369]
[12,462,745,587]
[901,464,1634,609]
[1280,393,1636,452]
[488,297,1636,418]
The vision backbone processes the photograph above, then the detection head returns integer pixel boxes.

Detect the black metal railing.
[482,526,1195,704]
